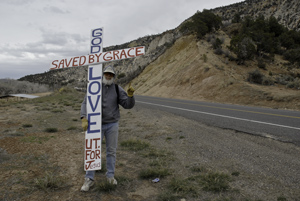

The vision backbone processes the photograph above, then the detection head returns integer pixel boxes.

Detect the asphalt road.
[135,95,300,146]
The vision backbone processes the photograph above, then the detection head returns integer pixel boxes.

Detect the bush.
[139,167,171,179]
[180,10,222,39]
[283,48,300,64]
[22,124,33,128]
[34,171,66,191]
[117,73,126,79]
[44,128,58,133]
[247,70,264,84]
[199,172,231,192]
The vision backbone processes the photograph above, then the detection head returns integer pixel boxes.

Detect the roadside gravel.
[122,104,300,200]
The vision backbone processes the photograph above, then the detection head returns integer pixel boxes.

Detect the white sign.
[84,27,104,171]
[85,65,102,171]
[49,27,145,171]
[50,46,145,70]
[90,27,103,54]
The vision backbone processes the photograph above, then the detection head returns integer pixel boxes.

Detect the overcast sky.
[0,0,242,79]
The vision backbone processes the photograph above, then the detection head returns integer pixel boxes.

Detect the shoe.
[107,177,117,185]
[81,178,94,191]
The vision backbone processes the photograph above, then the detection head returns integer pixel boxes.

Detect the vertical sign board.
[85,27,103,171]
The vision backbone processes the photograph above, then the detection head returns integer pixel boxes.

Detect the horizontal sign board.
[50,46,145,70]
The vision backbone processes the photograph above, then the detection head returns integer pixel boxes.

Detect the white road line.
[137,101,300,131]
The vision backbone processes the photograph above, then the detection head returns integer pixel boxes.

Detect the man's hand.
[81,118,88,131]
[127,82,135,97]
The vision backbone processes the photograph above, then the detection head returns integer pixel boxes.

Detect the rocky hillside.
[212,0,300,31]
[19,0,300,110]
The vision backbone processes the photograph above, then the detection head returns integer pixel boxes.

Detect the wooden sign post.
[50,27,145,171]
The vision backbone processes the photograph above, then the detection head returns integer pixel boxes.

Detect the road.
[135,95,300,146]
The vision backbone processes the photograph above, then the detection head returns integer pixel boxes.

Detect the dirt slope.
[131,33,300,111]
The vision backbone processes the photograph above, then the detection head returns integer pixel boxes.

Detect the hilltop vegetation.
[0,79,49,96]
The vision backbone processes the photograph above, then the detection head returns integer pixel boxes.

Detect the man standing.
[80,65,135,191]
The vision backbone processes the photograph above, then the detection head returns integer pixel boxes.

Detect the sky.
[0,0,241,79]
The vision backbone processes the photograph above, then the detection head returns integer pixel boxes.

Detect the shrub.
[283,48,300,64]
[22,124,33,128]
[117,73,126,79]
[44,128,58,133]
[247,70,264,84]
[199,172,231,192]
[169,177,199,197]
[180,10,222,39]
[34,171,66,191]
[139,167,171,179]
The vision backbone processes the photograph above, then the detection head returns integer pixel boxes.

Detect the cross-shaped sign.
[50,27,145,171]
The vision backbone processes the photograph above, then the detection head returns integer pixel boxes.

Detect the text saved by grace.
[50,46,145,70]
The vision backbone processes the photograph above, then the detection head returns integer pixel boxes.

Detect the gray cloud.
[0,0,241,79]
[43,5,70,14]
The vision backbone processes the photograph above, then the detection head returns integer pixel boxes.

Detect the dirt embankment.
[0,91,299,201]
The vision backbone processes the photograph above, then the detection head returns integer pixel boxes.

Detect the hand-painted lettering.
[119,49,128,59]
[103,52,112,61]
[88,95,100,112]
[136,46,144,56]
[87,113,101,133]
[95,53,102,63]
[92,28,103,37]
[50,60,58,69]
[89,67,102,80]
[58,59,65,68]
[113,50,120,60]
[79,56,86,66]
[128,48,135,57]
[89,55,95,63]
[65,58,73,67]
[88,81,101,95]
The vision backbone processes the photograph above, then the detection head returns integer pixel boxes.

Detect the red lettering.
[86,150,91,160]
[65,58,73,67]
[119,49,127,59]
[93,138,101,148]
[58,59,65,68]
[136,46,144,56]
[96,150,101,159]
[79,56,86,66]
[89,55,95,63]
[128,48,135,57]
[86,139,92,149]
[95,53,102,63]
[103,52,112,61]
[50,60,58,70]
[85,160,95,170]
[113,50,120,60]
[72,56,79,67]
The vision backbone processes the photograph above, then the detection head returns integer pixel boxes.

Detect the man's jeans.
[85,122,119,180]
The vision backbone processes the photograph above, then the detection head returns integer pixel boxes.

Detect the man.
[80,65,135,191]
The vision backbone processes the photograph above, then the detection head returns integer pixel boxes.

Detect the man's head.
[103,65,115,85]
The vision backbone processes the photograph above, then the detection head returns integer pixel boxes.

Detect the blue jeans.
[85,122,119,180]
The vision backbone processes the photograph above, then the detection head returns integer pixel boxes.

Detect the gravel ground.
[121,104,300,200]
[0,94,300,201]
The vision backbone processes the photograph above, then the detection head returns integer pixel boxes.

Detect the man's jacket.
[80,83,135,124]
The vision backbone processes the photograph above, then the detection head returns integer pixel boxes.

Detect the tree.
[180,10,222,39]
[229,35,256,64]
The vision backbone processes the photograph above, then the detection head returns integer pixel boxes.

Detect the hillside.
[212,0,300,31]
[131,32,300,110]
[19,0,300,111]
